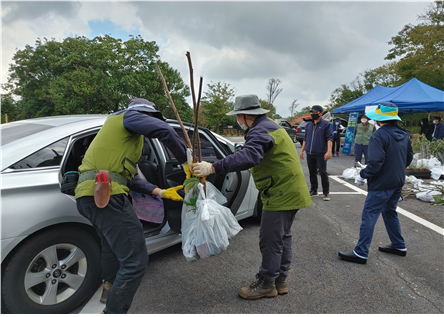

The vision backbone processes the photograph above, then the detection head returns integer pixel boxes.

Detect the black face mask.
[311,114,320,120]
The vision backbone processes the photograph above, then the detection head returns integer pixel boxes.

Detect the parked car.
[274,119,296,142]
[295,117,348,146]
[1,115,260,314]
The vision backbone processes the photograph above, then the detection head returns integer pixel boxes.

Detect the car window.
[9,137,69,169]
[281,121,290,128]
[165,128,221,163]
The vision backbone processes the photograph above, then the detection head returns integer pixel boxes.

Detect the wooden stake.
[156,64,193,149]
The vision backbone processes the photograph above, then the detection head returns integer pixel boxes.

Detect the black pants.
[77,194,148,314]
[332,138,340,154]
[259,209,299,281]
[306,154,329,194]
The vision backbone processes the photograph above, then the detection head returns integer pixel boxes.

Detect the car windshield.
[1,123,53,146]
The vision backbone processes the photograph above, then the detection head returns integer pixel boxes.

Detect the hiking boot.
[275,275,288,295]
[238,274,278,300]
[100,281,113,304]
[323,194,330,201]
[310,191,318,197]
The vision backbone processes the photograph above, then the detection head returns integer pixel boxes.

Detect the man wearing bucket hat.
[192,94,311,300]
[338,102,413,264]
[75,98,191,313]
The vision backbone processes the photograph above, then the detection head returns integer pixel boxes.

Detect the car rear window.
[9,137,69,169]
[1,123,53,146]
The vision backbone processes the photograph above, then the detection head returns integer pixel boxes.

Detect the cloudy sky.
[1,1,432,117]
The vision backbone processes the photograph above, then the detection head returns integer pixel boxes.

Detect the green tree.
[1,94,19,123]
[291,106,312,120]
[259,98,276,117]
[385,1,444,90]
[200,81,236,133]
[3,35,192,121]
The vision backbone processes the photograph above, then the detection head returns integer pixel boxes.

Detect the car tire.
[1,226,101,314]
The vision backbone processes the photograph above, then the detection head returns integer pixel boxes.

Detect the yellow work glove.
[159,185,184,201]
[182,163,192,179]
[191,161,214,177]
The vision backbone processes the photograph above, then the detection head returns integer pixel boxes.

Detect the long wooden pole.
[156,65,193,149]
[196,76,203,162]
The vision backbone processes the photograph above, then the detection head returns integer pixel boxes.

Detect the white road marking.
[329,175,444,236]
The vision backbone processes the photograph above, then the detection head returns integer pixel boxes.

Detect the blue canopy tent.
[333,78,444,115]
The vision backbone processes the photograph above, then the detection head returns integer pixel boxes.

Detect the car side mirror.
[234,143,243,152]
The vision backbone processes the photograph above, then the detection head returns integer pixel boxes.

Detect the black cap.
[310,105,323,113]
[128,98,165,121]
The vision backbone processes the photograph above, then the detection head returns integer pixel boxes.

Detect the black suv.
[275,119,297,142]
[295,118,348,146]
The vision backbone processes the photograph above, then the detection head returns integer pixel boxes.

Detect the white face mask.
[361,119,368,123]
[237,115,249,130]
[433,120,437,124]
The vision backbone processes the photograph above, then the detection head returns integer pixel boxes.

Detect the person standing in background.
[431,116,444,140]
[331,117,343,157]
[299,105,333,201]
[418,118,432,141]
[353,114,376,165]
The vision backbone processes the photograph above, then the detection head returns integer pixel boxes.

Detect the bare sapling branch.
[155,64,192,149]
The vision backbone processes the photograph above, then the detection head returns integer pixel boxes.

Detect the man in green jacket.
[75,98,190,314]
[192,94,311,300]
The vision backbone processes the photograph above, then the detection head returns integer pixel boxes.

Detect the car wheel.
[1,227,101,314]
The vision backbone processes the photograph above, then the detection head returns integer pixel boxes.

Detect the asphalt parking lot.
[78,141,444,314]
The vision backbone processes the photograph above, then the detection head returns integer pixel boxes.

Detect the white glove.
[192,161,214,177]
[355,176,366,186]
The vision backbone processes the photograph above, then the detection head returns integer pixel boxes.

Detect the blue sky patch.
[88,20,135,41]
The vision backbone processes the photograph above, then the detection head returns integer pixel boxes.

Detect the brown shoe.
[238,274,278,300]
[275,275,288,295]
[100,281,113,303]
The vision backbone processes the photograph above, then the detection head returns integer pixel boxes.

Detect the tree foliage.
[259,98,276,117]
[385,1,444,90]
[200,81,236,133]
[3,35,192,121]
[1,94,19,123]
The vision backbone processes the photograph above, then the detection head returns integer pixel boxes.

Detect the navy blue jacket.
[214,114,275,174]
[360,124,413,191]
[432,122,444,140]
[304,119,334,155]
[123,109,188,194]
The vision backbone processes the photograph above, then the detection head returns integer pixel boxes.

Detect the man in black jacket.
[338,102,413,264]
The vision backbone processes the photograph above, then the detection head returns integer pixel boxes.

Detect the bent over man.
[75,98,190,313]
[192,94,311,300]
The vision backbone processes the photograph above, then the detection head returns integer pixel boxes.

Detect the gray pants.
[259,209,298,281]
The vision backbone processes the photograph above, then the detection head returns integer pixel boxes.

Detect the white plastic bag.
[416,190,442,202]
[342,168,359,179]
[430,165,444,180]
[181,181,242,262]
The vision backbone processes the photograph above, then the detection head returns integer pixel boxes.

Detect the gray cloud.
[2,1,81,24]
[1,1,432,116]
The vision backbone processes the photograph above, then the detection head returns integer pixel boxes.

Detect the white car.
[1,115,260,314]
